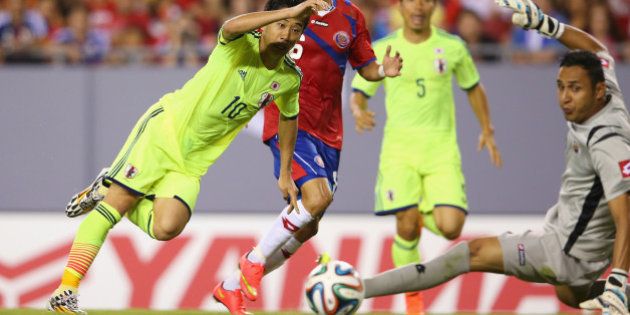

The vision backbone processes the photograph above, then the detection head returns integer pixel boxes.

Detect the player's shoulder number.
[289,35,306,60]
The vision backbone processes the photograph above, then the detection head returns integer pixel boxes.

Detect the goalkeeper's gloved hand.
[580,269,629,315]
[494,0,565,39]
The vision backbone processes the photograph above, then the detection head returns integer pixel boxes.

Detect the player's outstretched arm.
[495,0,607,53]
[467,83,502,168]
[350,91,376,133]
[580,193,630,314]
[221,0,329,41]
[277,114,299,212]
[357,45,403,81]
[557,26,608,54]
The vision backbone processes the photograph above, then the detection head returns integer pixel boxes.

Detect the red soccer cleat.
[213,282,252,315]
[239,253,265,301]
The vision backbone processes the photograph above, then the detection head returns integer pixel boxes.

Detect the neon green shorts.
[107,103,200,212]
[374,139,467,215]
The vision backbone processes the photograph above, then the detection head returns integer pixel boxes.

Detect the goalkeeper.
[360,1,630,314]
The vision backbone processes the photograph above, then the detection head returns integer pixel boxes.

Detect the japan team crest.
[435,58,447,74]
[258,92,275,109]
[334,31,350,49]
[124,164,138,179]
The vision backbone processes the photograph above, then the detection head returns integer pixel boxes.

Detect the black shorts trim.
[434,204,469,215]
[107,177,145,197]
[174,195,192,217]
[352,88,372,99]
[375,204,418,216]
[281,114,299,120]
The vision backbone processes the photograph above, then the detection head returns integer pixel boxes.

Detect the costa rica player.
[214,0,403,313]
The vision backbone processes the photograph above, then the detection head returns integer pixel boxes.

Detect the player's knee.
[440,226,463,240]
[467,239,484,261]
[395,210,420,240]
[302,191,332,217]
[467,237,505,273]
[437,220,463,240]
[153,220,184,241]
[396,218,419,239]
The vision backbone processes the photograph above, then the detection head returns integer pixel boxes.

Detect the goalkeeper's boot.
[66,168,110,218]
[47,289,87,314]
[213,282,252,315]
[404,291,425,315]
[239,252,264,301]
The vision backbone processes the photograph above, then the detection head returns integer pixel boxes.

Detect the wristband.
[378,64,385,78]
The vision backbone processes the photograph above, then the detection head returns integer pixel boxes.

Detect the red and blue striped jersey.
[263,0,376,149]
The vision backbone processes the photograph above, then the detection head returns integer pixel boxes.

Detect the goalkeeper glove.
[495,0,565,39]
[580,269,629,315]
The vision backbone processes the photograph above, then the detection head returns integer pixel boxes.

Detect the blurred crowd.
[1,0,630,66]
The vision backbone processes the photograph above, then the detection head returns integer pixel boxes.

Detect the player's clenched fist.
[289,0,331,19]
[494,0,564,38]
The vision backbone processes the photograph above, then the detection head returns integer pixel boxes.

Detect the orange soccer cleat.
[213,282,252,315]
[239,253,265,301]
[405,291,425,315]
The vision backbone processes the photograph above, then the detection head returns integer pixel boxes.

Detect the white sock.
[222,270,241,291]
[248,200,313,264]
[264,236,303,275]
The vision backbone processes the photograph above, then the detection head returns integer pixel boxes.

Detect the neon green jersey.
[351,27,479,140]
[157,29,302,175]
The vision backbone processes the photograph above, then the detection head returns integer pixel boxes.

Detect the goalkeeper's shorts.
[498,230,610,288]
[106,103,200,212]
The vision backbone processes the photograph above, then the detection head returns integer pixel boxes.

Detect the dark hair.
[265,0,306,11]
[560,50,605,87]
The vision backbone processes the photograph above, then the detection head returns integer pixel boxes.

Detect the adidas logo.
[239,69,247,80]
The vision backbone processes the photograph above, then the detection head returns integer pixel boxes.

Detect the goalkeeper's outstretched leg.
[361,2,630,314]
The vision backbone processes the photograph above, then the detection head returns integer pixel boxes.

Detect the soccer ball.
[304,260,364,315]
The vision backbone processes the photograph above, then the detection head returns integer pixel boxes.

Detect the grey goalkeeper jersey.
[544,51,630,262]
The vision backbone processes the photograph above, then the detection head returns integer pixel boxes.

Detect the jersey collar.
[399,26,436,46]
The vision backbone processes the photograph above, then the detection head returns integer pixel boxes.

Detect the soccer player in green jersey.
[350,0,502,313]
[46,0,329,313]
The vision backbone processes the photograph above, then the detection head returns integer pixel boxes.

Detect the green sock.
[422,212,443,236]
[391,234,420,267]
[126,198,156,239]
[61,201,121,289]
[78,201,121,244]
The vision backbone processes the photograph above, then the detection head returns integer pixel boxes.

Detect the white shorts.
[498,230,610,287]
